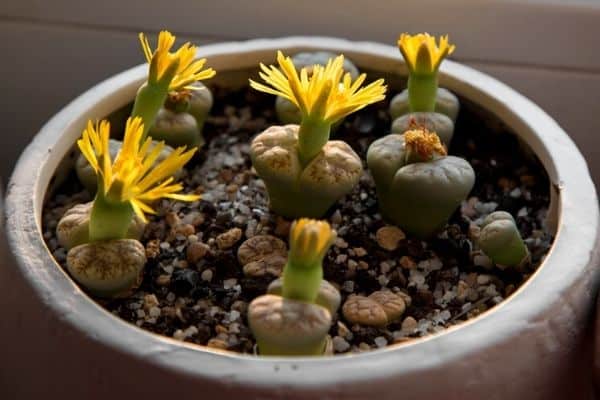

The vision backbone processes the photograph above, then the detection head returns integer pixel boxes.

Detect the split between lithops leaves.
[249,51,386,218]
[479,211,530,268]
[248,219,340,356]
[367,127,475,238]
[134,30,216,140]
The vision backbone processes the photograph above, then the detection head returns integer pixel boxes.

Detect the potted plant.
[2,31,599,399]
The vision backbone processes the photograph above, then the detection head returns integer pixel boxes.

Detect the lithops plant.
[248,219,340,356]
[75,138,175,193]
[479,211,530,268]
[59,116,199,297]
[249,51,386,218]
[274,51,360,125]
[135,30,215,140]
[67,239,146,298]
[390,33,459,144]
[342,290,407,327]
[75,30,215,190]
[367,127,475,238]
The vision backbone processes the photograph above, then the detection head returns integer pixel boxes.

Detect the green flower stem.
[298,117,332,167]
[281,260,323,304]
[88,189,134,242]
[408,74,438,112]
[131,82,170,140]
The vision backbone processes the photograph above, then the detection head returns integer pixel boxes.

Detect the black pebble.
[171,269,200,296]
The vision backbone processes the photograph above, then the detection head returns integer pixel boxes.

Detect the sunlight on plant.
[248,219,340,356]
[395,33,455,114]
[249,52,386,218]
[133,30,216,139]
[78,116,199,241]
[367,126,474,238]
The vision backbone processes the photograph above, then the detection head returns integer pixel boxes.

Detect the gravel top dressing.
[42,85,553,355]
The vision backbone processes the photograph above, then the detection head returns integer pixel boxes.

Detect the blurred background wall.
[1,0,599,188]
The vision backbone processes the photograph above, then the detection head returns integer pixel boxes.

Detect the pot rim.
[5,36,599,388]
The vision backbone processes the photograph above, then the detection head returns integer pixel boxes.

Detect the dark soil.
[42,84,553,354]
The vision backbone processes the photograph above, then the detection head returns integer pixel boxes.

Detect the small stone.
[143,294,159,311]
[477,274,492,285]
[335,254,348,264]
[237,235,287,265]
[173,329,185,340]
[187,242,210,263]
[376,226,405,251]
[379,261,392,274]
[148,306,161,318]
[457,280,469,301]
[401,316,418,332]
[353,247,367,257]
[473,254,493,269]
[331,210,343,225]
[335,237,349,249]
[337,321,351,339]
[155,274,171,286]
[146,239,161,259]
[216,228,242,250]
[357,261,369,270]
[184,325,199,338]
[342,280,355,293]
[224,278,238,289]
[201,269,213,282]
[207,338,228,350]
[171,269,200,295]
[374,336,388,348]
[176,224,195,237]
[165,212,180,227]
[332,336,351,352]
[342,295,388,327]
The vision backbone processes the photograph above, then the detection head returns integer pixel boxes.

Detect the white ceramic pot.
[2,37,599,399]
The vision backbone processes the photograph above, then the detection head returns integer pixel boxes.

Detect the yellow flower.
[397,33,455,75]
[250,51,386,124]
[77,116,200,222]
[404,128,447,160]
[289,219,336,265]
[139,30,216,91]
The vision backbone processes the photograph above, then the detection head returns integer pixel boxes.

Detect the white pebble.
[201,269,213,282]
[224,278,238,289]
[332,336,351,352]
[148,306,161,318]
[342,281,355,293]
[374,336,388,348]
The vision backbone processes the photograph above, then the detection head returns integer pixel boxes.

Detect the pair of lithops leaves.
[251,124,363,218]
[367,129,475,238]
[274,52,360,125]
[249,279,341,356]
[75,81,212,193]
[247,219,341,356]
[478,211,530,268]
[57,202,147,297]
[389,87,459,146]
